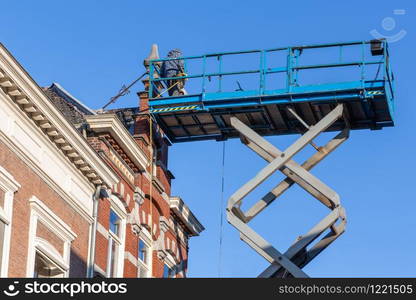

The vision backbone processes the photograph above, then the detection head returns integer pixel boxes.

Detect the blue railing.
[148,40,393,104]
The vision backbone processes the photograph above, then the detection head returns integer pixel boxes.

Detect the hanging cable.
[218,141,226,277]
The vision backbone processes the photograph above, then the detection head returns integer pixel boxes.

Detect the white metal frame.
[227,104,350,278]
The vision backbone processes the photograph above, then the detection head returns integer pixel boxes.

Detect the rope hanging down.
[149,113,155,239]
[218,141,226,277]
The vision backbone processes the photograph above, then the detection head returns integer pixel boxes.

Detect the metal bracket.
[227,104,350,278]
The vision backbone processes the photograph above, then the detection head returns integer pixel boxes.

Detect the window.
[107,209,122,278]
[109,210,120,235]
[106,197,126,278]
[163,264,174,278]
[26,197,75,278]
[34,251,65,278]
[139,239,148,263]
[107,237,119,277]
[138,236,151,278]
[162,252,177,278]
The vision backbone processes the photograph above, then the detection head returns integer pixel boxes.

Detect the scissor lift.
[147,40,395,277]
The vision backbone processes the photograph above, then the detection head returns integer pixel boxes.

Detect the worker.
[160,49,187,96]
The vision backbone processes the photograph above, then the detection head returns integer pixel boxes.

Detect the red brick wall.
[94,232,108,273]
[0,88,193,278]
[99,92,175,278]
[123,259,137,278]
[152,251,164,278]
[92,135,139,277]
[36,222,64,256]
[0,140,91,277]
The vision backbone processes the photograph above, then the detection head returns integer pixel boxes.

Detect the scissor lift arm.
[227,104,349,277]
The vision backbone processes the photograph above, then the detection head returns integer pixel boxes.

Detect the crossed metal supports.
[226,104,350,278]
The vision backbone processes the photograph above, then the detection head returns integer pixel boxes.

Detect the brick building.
[0,43,203,278]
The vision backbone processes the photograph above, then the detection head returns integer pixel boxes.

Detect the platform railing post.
[149,62,154,98]
[226,103,350,278]
[218,55,222,92]
[293,48,301,86]
[202,55,207,94]
[259,50,265,96]
[361,41,366,88]
[286,47,292,93]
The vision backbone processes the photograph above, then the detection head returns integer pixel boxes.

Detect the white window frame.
[26,196,76,278]
[137,227,152,278]
[33,238,67,278]
[0,166,20,277]
[163,253,177,278]
[106,195,126,278]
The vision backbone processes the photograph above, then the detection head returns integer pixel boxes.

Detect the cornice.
[84,114,148,172]
[0,44,119,188]
[169,196,205,236]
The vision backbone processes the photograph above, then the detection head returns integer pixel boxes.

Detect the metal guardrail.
[148,40,393,102]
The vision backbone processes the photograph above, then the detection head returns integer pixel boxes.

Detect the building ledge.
[169,196,204,236]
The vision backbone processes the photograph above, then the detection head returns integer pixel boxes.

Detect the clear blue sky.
[2,0,414,277]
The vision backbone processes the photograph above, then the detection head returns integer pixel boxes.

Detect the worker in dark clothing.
[160,49,187,96]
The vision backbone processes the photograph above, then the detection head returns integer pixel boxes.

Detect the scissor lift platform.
[148,40,394,143]
[146,40,396,277]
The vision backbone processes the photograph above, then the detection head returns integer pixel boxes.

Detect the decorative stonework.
[108,148,135,184]
[157,249,167,261]
[134,187,145,205]
[165,237,180,263]
[127,201,141,234]
[140,210,151,230]
[84,114,148,172]
[105,135,139,174]
[131,223,141,236]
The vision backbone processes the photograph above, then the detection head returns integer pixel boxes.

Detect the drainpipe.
[87,185,107,278]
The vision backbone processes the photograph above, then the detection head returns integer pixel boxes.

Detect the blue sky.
[2,0,414,277]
